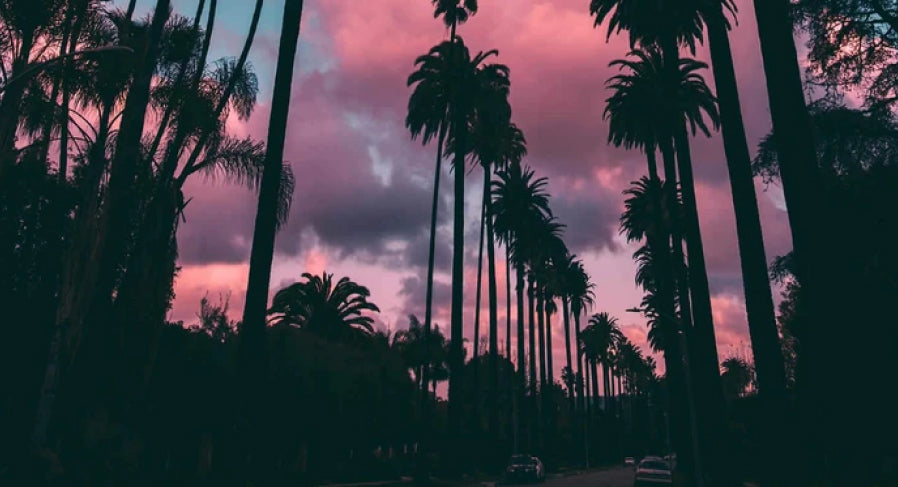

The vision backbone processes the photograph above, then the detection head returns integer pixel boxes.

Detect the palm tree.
[492,161,552,450]
[30,0,172,449]
[586,312,622,412]
[429,0,478,445]
[566,260,594,411]
[268,272,380,343]
[750,3,823,480]
[406,33,452,442]
[620,176,696,476]
[239,0,304,411]
[472,120,523,438]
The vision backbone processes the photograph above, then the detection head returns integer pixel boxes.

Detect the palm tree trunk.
[752,2,823,482]
[527,274,537,448]
[590,359,599,424]
[125,0,138,20]
[178,0,263,184]
[238,2,303,479]
[544,295,554,387]
[562,296,574,408]
[484,171,499,438]
[516,259,527,450]
[446,19,466,454]
[148,0,210,160]
[706,3,787,425]
[474,204,485,362]
[419,122,445,476]
[536,284,547,390]
[472,191,485,435]
[506,238,512,364]
[574,311,584,411]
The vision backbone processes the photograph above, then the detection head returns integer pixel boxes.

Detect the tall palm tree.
[268,272,380,343]
[492,161,551,449]
[472,120,523,438]
[751,2,824,480]
[239,0,303,407]
[30,0,172,449]
[406,30,452,444]
[619,175,697,476]
[586,312,622,411]
[567,259,594,411]
[555,252,576,408]
[429,0,478,445]
[604,44,721,481]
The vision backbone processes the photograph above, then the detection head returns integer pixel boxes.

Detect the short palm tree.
[268,272,381,343]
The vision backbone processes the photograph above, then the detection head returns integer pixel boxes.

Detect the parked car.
[634,457,673,485]
[624,456,636,466]
[504,454,545,483]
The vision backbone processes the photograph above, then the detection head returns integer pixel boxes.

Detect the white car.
[634,457,673,485]
[624,456,636,466]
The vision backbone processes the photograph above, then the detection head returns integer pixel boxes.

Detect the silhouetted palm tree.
[472,119,522,438]
[239,5,304,464]
[566,260,594,410]
[751,2,824,480]
[405,33,452,436]
[492,161,551,449]
[269,272,380,343]
[429,0,478,446]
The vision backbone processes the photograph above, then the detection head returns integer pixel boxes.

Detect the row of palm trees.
[591,0,842,483]
[409,0,850,481]
[406,1,670,468]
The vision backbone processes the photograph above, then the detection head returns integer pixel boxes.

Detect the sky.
[124,0,794,381]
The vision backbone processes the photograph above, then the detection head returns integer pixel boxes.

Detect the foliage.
[268,271,381,343]
[794,0,898,110]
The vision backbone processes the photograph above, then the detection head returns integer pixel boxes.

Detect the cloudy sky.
[128,0,794,377]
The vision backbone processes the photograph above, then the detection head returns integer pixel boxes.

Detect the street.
[488,466,637,487]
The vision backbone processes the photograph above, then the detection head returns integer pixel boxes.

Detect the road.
[486,466,636,487]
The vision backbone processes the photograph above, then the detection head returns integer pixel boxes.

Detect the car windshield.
[640,460,670,470]
[509,455,537,466]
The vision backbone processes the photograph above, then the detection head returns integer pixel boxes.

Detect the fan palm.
[268,272,381,343]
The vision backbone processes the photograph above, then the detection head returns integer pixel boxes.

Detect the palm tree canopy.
[406,37,510,171]
[583,311,623,363]
[619,176,682,243]
[268,271,381,343]
[589,0,736,52]
[431,0,478,28]
[567,259,595,318]
[472,120,525,171]
[491,162,552,254]
[606,46,720,145]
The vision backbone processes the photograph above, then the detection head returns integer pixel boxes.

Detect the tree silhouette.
[269,272,381,344]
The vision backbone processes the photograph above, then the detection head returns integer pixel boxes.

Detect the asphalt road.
[494,466,636,487]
